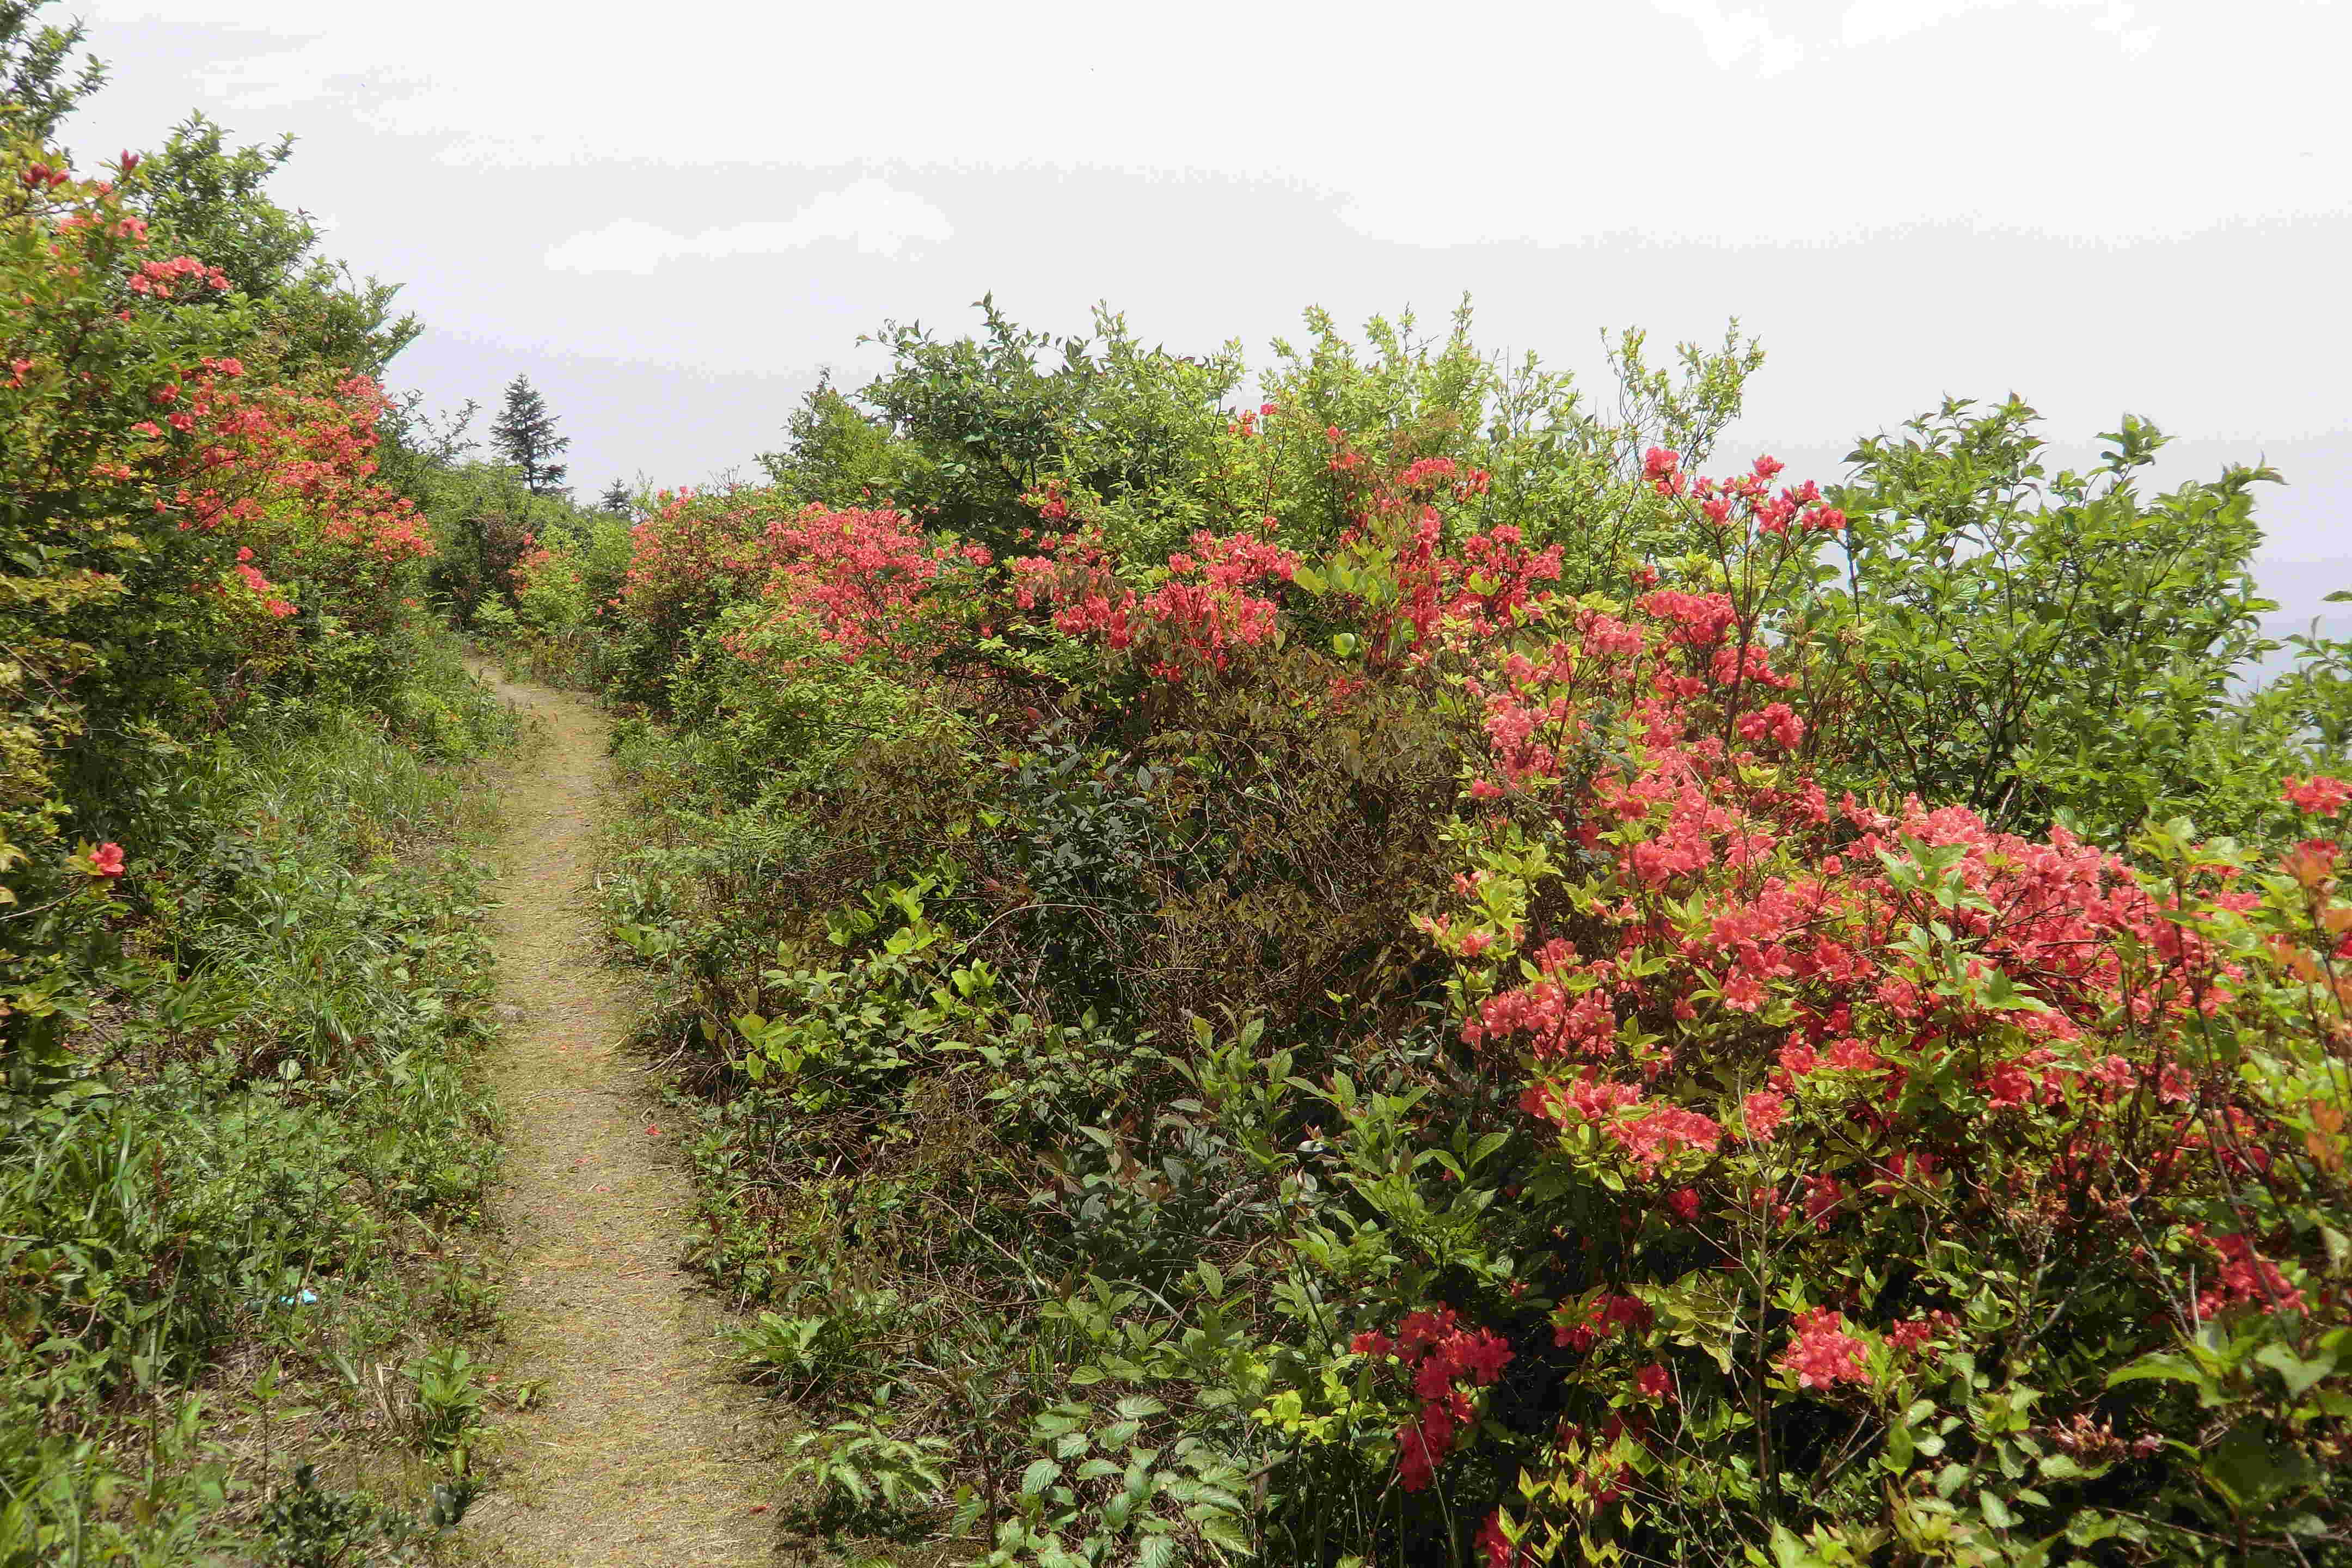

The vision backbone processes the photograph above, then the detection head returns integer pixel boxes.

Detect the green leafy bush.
[0,667,514,1561]
[582,310,2352,1567]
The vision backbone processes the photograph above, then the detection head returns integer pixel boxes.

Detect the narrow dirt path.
[458,667,778,1566]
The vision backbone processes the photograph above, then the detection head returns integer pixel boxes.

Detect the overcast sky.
[57,0,2350,630]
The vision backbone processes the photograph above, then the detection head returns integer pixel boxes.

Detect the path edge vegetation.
[11,0,2352,1563]
[478,306,2352,1566]
[1,7,541,1557]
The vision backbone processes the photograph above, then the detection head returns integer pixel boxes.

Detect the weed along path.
[460,666,777,1566]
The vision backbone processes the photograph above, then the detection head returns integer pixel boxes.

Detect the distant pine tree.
[599,478,631,514]
[489,374,571,494]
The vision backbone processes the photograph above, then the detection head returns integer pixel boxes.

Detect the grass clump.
[0,642,519,1565]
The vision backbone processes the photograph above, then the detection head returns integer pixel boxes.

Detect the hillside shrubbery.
[526,300,2352,1566]
[2,10,522,1559]
[8,2,2339,1561]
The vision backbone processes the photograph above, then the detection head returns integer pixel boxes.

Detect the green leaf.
[1198,1513,1254,1552]
[2200,1423,2317,1509]
[2106,1351,2209,1391]
[2256,1342,2336,1399]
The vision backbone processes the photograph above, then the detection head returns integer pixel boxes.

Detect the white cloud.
[83,0,2338,248]
[67,2,2345,569]
[543,180,952,274]
[1646,0,1807,75]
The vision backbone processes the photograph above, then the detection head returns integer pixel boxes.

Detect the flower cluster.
[2285,774,2351,817]
[1316,446,1563,669]
[751,505,985,663]
[126,253,230,299]
[610,494,993,675]
[1008,525,1297,682]
[1645,446,1846,537]
[1778,1307,1871,1390]
[1357,451,2350,1546]
[1352,1306,1514,1491]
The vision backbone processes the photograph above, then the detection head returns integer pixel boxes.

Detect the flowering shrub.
[1007,523,1297,683]
[586,316,2349,1566]
[745,504,990,665]
[1278,455,2352,1559]
[1296,442,1567,670]
[596,491,984,698]
[1,124,443,1048]
[0,35,523,1557]
[1351,1307,1515,1491]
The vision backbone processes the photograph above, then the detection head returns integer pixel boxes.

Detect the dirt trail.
[458,667,777,1566]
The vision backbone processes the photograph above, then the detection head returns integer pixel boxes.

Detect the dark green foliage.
[999,727,1163,1012]
[856,299,1248,561]
[489,374,570,496]
[857,298,1092,554]
[254,1463,432,1568]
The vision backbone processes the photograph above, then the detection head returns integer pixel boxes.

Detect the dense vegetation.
[492,296,2352,1567]
[1,8,538,1560]
[12,1,2352,1563]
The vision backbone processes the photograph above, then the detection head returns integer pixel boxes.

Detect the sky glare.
[60,0,2351,624]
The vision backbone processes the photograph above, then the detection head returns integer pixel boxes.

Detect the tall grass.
[0,641,517,1566]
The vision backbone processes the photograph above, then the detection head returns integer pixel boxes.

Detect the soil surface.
[457,667,779,1566]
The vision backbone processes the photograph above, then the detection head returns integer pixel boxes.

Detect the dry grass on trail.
[454,667,786,1567]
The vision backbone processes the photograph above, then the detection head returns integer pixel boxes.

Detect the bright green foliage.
[856,297,1105,555]
[574,299,2352,1568]
[0,2,101,144]
[1813,398,2288,840]
[784,1388,953,1532]
[130,114,419,379]
[656,603,935,801]
[759,375,901,508]
[834,296,1765,578]
[0,664,513,1562]
[1258,303,1762,568]
[2258,591,2352,751]
[983,1397,1254,1567]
